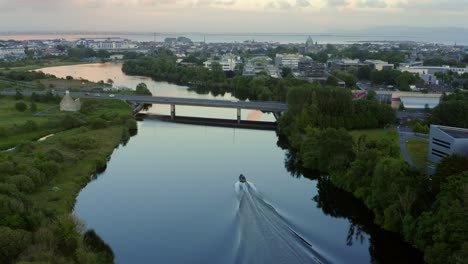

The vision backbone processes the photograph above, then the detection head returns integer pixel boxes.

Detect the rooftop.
[436,126,468,139]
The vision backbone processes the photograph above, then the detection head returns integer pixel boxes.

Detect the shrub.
[83,230,114,263]
[6,175,35,193]
[0,226,32,264]
[22,120,38,132]
[15,102,28,112]
[45,149,64,163]
[90,117,108,129]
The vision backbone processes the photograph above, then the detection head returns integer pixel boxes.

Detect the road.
[0,90,288,112]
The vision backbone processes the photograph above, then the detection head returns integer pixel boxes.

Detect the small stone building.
[60,91,81,112]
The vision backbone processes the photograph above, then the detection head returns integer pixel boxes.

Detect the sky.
[0,0,467,33]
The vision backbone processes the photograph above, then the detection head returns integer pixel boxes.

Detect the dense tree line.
[284,124,467,263]
[0,70,56,81]
[429,90,468,128]
[279,85,395,145]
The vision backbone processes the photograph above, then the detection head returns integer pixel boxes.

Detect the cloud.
[357,0,387,8]
[327,0,349,7]
[396,0,468,11]
[296,0,310,7]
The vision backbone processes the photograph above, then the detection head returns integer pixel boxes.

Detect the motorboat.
[239,174,247,183]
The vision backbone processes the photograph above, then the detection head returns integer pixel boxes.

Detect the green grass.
[27,126,126,215]
[1,97,134,214]
[406,138,429,168]
[350,128,399,144]
[0,96,66,149]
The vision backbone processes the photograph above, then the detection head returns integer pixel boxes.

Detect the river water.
[38,64,423,264]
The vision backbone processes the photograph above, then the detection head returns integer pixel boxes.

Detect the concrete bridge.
[126,95,288,123]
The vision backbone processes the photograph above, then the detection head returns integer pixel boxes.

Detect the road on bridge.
[0,90,288,113]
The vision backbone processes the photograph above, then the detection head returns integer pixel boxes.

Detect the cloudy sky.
[0,0,466,33]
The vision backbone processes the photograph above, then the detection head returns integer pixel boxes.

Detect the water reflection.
[311,175,423,263]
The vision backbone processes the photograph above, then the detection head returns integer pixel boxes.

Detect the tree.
[135,83,152,95]
[29,102,37,112]
[432,155,468,194]
[15,102,27,112]
[15,90,23,100]
[0,226,31,263]
[66,75,74,80]
[106,78,114,85]
[357,66,372,80]
[281,67,292,78]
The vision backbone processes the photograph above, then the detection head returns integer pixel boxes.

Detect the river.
[38,63,423,264]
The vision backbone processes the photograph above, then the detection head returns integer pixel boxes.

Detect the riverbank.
[279,122,466,264]
[0,96,136,263]
[0,60,90,73]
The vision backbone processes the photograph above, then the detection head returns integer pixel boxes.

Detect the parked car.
[84,92,90,96]
[95,94,101,97]
[109,94,115,98]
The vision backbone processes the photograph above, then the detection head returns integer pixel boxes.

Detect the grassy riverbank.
[0,59,90,73]
[0,95,136,263]
[0,96,64,150]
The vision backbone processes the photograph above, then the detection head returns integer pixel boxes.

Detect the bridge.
[124,95,288,123]
[0,90,288,125]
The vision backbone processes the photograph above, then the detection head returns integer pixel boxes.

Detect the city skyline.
[0,0,466,33]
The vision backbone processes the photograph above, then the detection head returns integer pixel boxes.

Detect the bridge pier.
[237,108,241,124]
[171,104,176,119]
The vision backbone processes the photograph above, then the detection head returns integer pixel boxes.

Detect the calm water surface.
[38,64,423,263]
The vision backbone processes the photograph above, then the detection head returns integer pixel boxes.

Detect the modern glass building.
[428,125,468,163]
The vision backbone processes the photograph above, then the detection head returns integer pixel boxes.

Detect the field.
[0,96,64,149]
[406,138,429,168]
[350,128,399,144]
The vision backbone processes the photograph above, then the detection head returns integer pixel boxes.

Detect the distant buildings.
[0,47,25,60]
[203,54,239,72]
[243,56,281,78]
[275,54,305,69]
[296,58,327,82]
[364,60,394,70]
[60,91,81,112]
[304,36,320,54]
[428,125,468,163]
[76,38,136,50]
[329,58,365,71]
[400,65,468,75]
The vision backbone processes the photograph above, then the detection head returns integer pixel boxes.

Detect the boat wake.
[234,182,328,264]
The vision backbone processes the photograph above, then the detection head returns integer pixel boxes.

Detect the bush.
[61,136,97,150]
[22,120,38,132]
[6,175,35,193]
[15,102,28,112]
[45,149,64,163]
[29,102,37,113]
[0,226,32,264]
[90,117,108,129]
[83,230,114,263]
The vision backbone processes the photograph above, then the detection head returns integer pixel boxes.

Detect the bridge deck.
[126,95,288,112]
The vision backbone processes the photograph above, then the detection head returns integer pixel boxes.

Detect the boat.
[239,174,247,183]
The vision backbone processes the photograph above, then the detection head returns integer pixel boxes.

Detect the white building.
[0,47,25,59]
[400,65,468,75]
[203,54,238,71]
[364,60,394,71]
[428,125,468,163]
[275,54,305,69]
[60,91,81,112]
[76,38,136,50]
